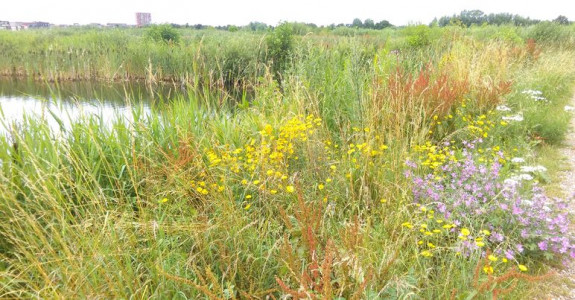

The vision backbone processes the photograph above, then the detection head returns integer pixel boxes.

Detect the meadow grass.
[0,25,575,299]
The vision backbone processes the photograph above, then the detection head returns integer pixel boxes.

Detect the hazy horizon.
[1,0,574,27]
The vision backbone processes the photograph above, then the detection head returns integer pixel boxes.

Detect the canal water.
[0,78,183,134]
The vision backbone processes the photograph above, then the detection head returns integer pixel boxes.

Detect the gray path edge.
[553,90,575,300]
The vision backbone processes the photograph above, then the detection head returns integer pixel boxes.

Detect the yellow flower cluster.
[190,180,226,196]
[402,212,530,274]
[401,206,458,257]
[412,141,456,172]
[203,115,322,205]
[429,103,505,140]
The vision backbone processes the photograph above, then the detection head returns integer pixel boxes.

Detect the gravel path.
[553,92,575,299]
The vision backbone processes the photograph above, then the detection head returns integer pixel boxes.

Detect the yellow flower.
[476,241,485,247]
[244,204,251,210]
[270,189,278,195]
[159,198,168,203]
[401,222,413,229]
[286,186,295,193]
[483,266,494,274]
[264,124,273,135]
[318,184,325,190]
[420,250,433,257]
[481,229,491,236]
[461,228,470,236]
[488,255,498,262]
[502,258,508,263]
[246,194,252,199]
[518,264,528,272]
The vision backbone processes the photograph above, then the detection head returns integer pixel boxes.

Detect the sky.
[1,0,573,26]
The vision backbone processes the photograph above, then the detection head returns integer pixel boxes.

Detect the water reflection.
[0,78,182,133]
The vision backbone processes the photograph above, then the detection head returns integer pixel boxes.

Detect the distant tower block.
[136,12,151,27]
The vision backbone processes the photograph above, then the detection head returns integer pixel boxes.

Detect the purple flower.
[490,232,504,242]
[538,241,548,251]
[407,138,574,262]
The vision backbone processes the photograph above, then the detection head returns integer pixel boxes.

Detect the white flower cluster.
[502,113,524,122]
[520,165,547,173]
[511,157,525,163]
[504,159,547,186]
[496,105,512,112]
[565,105,575,112]
[522,89,547,102]
[504,173,534,186]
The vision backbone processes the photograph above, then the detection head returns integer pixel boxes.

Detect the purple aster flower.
[538,241,548,251]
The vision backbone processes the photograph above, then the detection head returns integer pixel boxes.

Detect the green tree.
[553,15,570,25]
[375,20,393,29]
[352,18,363,28]
[248,22,269,31]
[364,19,375,29]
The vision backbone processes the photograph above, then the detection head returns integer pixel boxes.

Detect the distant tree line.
[164,19,393,33]
[434,10,571,27]
[148,10,571,34]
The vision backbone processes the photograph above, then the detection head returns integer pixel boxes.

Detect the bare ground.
[551,91,575,300]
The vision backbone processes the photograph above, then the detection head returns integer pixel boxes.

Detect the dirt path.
[554,92,575,299]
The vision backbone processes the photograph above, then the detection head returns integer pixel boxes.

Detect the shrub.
[403,25,432,48]
[526,22,569,44]
[266,22,294,77]
[145,24,181,44]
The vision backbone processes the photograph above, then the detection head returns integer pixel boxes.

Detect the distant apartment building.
[0,21,9,29]
[0,21,10,30]
[1,21,32,30]
[136,12,151,27]
[28,22,50,29]
[10,22,27,30]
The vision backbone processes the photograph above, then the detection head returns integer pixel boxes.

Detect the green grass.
[0,24,575,298]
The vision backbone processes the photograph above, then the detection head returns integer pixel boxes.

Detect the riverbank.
[1,24,575,298]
